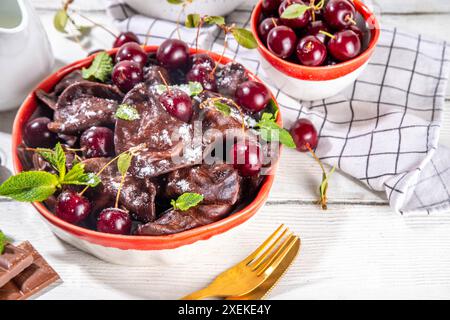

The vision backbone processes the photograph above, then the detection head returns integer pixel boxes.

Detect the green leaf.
[155,82,203,96]
[231,28,258,49]
[319,166,336,210]
[0,171,59,202]
[117,153,132,176]
[53,9,68,33]
[167,0,184,4]
[36,143,67,178]
[257,113,296,148]
[280,4,310,19]
[214,101,231,116]
[188,82,204,96]
[116,104,140,121]
[268,99,279,119]
[62,163,101,187]
[171,193,204,211]
[0,231,11,255]
[185,13,201,28]
[82,52,113,82]
[204,16,226,26]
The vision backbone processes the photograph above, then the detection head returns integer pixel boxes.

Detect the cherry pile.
[259,0,364,66]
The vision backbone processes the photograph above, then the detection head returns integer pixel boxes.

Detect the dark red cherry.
[296,35,327,66]
[279,0,311,29]
[157,39,189,70]
[235,80,270,113]
[97,208,131,235]
[262,0,281,14]
[327,29,361,61]
[346,24,364,43]
[23,117,58,148]
[113,32,140,48]
[305,20,330,44]
[190,53,215,70]
[290,118,318,152]
[230,142,263,177]
[258,18,281,44]
[80,127,115,159]
[112,60,143,92]
[186,65,218,92]
[56,191,91,224]
[159,88,193,122]
[267,25,297,59]
[115,42,148,68]
[324,0,356,30]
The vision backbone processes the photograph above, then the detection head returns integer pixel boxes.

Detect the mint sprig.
[0,144,102,203]
[256,113,296,148]
[171,193,204,211]
[82,52,113,82]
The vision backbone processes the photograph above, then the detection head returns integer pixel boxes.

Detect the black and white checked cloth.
[107,0,450,215]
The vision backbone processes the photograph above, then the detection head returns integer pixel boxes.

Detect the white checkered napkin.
[106,1,450,215]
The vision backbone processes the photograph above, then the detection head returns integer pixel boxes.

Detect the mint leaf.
[0,171,59,202]
[0,231,10,255]
[214,101,231,116]
[167,0,184,4]
[204,16,226,26]
[62,163,101,187]
[185,13,201,28]
[231,28,258,49]
[257,113,296,148]
[156,82,203,96]
[117,153,132,176]
[116,104,140,121]
[82,52,113,82]
[280,4,310,19]
[53,9,68,33]
[171,193,204,211]
[188,82,203,96]
[36,143,66,177]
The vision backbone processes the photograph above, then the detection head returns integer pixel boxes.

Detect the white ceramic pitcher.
[0,0,54,111]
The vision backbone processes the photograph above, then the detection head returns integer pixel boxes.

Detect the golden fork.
[181,225,300,300]
[227,236,300,300]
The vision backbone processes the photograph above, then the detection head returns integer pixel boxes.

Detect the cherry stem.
[271,18,278,27]
[79,154,121,196]
[158,71,171,94]
[306,143,326,174]
[345,14,357,25]
[195,18,204,52]
[72,10,118,38]
[319,30,336,40]
[212,32,228,75]
[115,173,126,208]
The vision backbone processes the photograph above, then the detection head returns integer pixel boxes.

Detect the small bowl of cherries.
[251,0,380,101]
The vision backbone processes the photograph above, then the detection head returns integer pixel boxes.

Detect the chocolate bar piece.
[0,242,60,300]
[0,243,33,288]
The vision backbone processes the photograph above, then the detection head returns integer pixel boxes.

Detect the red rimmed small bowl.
[12,46,281,266]
[251,0,380,101]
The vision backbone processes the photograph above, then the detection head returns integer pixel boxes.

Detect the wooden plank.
[2,201,450,299]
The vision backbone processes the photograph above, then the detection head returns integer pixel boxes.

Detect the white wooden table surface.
[2,0,450,300]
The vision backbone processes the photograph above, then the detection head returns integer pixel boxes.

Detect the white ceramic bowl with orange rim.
[251,0,381,101]
[12,46,281,266]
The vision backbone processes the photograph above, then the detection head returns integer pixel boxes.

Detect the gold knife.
[226,237,301,300]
